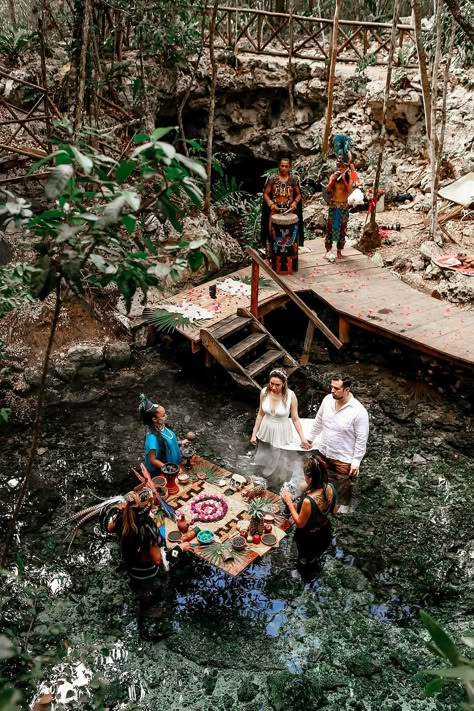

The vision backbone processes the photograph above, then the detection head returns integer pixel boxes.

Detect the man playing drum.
[260,156,304,262]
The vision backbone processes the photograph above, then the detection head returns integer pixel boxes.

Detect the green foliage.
[240,195,262,247]
[424,7,473,66]
[197,541,249,567]
[0,263,35,317]
[211,175,250,213]
[130,0,201,65]
[246,496,274,521]
[356,52,377,73]
[0,122,208,314]
[190,462,220,483]
[0,28,39,65]
[421,611,474,707]
[236,274,273,289]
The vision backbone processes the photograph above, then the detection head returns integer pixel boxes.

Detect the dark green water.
[1,346,473,710]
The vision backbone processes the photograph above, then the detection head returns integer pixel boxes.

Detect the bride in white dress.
[251,369,310,486]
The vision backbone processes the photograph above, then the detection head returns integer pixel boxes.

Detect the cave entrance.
[216,153,275,195]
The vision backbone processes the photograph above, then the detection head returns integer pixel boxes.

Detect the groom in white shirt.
[307,374,369,511]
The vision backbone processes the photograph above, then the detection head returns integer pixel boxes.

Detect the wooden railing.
[203,5,420,65]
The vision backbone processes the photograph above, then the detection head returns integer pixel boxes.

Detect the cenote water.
[1,337,473,710]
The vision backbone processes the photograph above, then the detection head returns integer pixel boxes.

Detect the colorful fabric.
[326,204,349,250]
[144,427,182,474]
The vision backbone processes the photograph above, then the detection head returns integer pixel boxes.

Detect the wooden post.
[205,350,215,368]
[339,317,351,344]
[321,0,342,156]
[250,258,259,318]
[300,321,315,366]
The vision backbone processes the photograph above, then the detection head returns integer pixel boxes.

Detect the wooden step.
[228,332,267,359]
[210,315,252,340]
[229,371,260,390]
[247,349,284,377]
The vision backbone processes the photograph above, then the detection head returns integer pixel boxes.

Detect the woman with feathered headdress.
[324,134,355,262]
[139,394,190,475]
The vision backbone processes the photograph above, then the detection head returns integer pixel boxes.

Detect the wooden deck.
[161,240,474,370]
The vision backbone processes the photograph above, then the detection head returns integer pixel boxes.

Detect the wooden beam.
[0,144,47,158]
[250,259,259,317]
[339,316,351,344]
[246,247,342,349]
[300,320,314,366]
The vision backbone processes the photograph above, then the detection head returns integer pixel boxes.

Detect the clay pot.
[161,462,180,495]
[177,514,190,534]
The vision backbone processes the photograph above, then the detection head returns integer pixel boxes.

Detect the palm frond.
[198,542,250,567]
[144,308,207,334]
[212,175,250,213]
[190,462,221,484]
[235,275,273,289]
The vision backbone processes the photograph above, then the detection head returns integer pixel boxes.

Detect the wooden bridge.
[152,240,474,389]
[203,5,421,65]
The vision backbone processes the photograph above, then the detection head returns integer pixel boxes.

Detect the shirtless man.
[325,160,354,261]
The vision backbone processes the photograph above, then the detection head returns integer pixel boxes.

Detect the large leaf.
[122,190,141,211]
[421,612,461,665]
[176,153,207,180]
[71,146,93,174]
[424,667,474,681]
[0,634,17,659]
[101,196,126,224]
[151,127,174,141]
[45,164,74,199]
[116,160,136,185]
[144,308,206,333]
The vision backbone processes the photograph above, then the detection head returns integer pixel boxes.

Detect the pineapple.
[247,497,273,536]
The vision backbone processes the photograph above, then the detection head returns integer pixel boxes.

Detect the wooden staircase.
[200,308,299,390]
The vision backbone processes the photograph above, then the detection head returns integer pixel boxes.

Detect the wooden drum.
[270,211,299,274]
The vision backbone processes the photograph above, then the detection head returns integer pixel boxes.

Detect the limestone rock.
[54,362,77,382]
[371,252,384,267]
[67,343,104,366]
[104,342,131,369]
[419,241,442,260]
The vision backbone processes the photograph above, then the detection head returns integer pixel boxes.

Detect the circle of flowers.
[190,493,228,523]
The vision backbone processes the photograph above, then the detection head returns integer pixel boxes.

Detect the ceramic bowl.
[261,533,277,547]
[168,530,182,542]
[263,514,275,524]
[197,530,214,544]
[231,535,247,551]
[177,473,190,484]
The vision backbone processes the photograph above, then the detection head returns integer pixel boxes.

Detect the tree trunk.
[287,0,296,126]
[430,0,443,243]
[7,0,16,28]
[444,0,474,44]
[1,281,62,567]
[74,0,93,133]
[411,0,432,141]
[321,0,342,156]
[430,3,455,244]
[204,0,219,217]
[177,2,206,156]
[369,0,401,229]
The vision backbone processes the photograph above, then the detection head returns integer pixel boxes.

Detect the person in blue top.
[139,394,190,475]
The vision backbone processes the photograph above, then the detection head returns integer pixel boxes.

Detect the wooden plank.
[210,315,251,340]
[200,328,260,389]
[247,349,284,377]
[228,332,267,359]
[300,321,314,366]
[247,247,342,349]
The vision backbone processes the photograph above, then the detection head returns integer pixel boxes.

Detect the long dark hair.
[303,455,329,504]
[141,405,166,461]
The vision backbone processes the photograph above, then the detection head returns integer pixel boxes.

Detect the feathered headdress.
[333,134,352,162]
[139,393,156,413]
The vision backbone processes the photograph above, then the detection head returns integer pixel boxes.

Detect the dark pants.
[317,453,359,511]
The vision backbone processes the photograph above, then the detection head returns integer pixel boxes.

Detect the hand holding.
[300,439,311,450]
[250,435,257,446]
[349,465,359,477]
[181,438,191,446]
[290,201,297,211]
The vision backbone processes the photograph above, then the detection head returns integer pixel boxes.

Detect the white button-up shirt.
[309,393,369,467]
